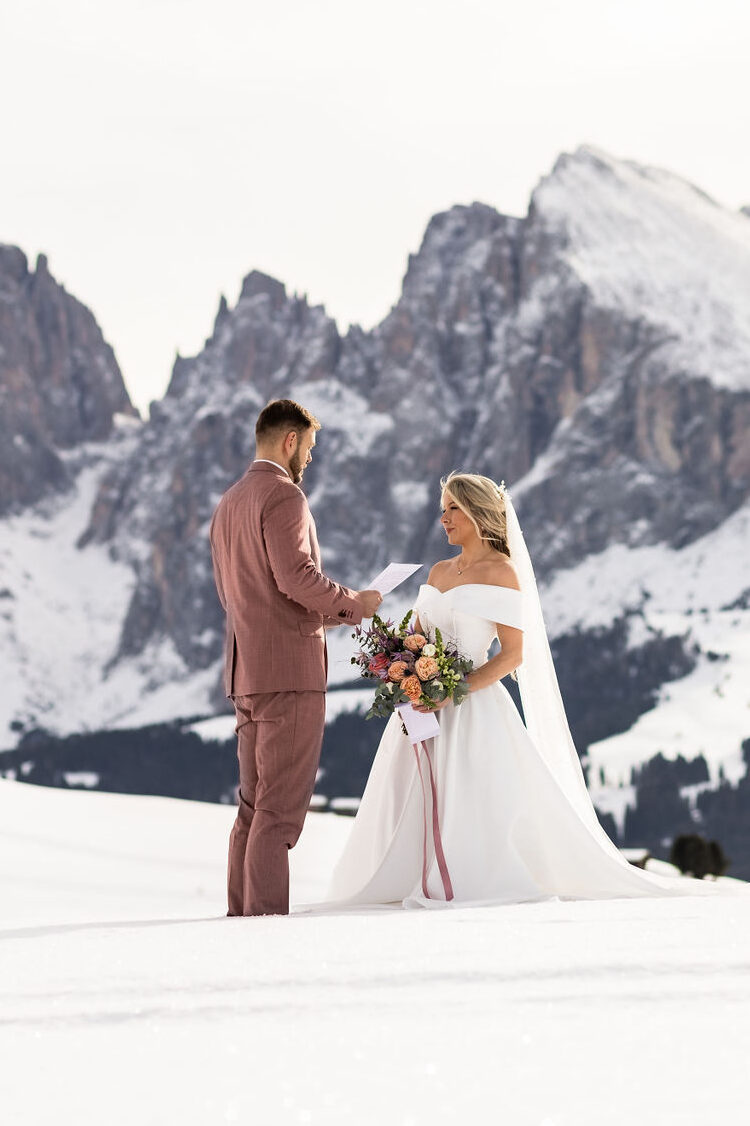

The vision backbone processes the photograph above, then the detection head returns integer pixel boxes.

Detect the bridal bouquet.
[351,610,474,720]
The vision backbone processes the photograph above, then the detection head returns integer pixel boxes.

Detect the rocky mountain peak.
[530,146,750,394]
[239,269,288,307]
[0,246,136,515]
[0,244,28,282]
[1,150,748,769]
[68,148,749,689]
[213,294,230,332]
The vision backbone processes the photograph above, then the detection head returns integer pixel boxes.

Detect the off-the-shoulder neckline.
[420,582,521,596]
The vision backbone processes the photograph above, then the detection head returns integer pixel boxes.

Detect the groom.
[210,398,382,916]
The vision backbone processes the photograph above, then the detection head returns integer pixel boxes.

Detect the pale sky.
[2,0,749,413]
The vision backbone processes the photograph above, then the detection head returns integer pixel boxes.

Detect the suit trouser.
[227,690,326,916]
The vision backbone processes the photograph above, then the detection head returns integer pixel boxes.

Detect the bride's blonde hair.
[440,472,510,557]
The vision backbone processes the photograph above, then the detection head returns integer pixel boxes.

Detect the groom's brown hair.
[255,399,321,441]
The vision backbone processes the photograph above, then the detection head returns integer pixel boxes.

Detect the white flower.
[422,643,437,657]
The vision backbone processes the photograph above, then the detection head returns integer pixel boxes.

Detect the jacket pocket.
[298,619,325,638]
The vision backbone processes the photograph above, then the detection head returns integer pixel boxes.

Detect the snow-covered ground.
[2,777,749,1126]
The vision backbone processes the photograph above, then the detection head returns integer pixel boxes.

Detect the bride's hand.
[413,697,451,714]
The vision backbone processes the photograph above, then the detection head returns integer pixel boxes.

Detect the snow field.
[1,778,749,1126]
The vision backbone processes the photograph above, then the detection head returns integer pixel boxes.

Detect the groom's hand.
[356,589,383,618]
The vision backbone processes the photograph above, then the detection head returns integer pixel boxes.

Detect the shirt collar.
[253,458,290,477]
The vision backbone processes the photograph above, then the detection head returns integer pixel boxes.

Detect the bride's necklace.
[456,551,494,576]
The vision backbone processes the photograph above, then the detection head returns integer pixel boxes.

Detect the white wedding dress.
[326,581,707,908]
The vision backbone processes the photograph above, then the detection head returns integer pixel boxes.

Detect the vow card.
[367,562,423,597]
[397,702,440,742]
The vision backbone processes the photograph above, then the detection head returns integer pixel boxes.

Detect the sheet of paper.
[367,562,423,597]
[397,702,440,742]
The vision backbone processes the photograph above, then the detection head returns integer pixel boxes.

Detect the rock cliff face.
[1,148,748,802]
[0,247,135,514]
[80,148,750,685]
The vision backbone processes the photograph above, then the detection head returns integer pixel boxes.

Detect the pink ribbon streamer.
[412,740,454,902]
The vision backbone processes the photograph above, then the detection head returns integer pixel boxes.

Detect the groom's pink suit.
[210,461,363,916]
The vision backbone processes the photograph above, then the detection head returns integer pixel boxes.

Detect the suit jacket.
[209,461,363,695]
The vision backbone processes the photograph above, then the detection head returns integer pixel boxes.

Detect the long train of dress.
[322,583,743,909]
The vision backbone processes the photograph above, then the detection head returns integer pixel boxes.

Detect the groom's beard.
[290,450,305,483]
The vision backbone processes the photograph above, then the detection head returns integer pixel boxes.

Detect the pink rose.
[388,661,409,682]
[415,656,439,681]
[401,675,423,702]
[368,653,390,679]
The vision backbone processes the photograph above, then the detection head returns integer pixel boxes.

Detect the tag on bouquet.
[397,703,440,742]
[367,563,423,597]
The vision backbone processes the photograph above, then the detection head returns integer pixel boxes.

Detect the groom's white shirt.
[253,458,289,476]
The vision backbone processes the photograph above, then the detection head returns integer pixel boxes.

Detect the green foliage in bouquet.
[351,610,474,721]
[422,626,473,709]
[366,679,408,720]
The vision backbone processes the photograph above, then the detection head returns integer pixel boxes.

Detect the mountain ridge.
[0,147,747,831]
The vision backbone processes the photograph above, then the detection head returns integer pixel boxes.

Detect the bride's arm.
[465,556,523,692]
[415,621,522,712]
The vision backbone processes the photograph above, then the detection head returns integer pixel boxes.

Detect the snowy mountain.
[1,146,748,864]
[79,146,750,656]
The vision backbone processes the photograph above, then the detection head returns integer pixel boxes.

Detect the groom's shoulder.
[264,475,307,505]
[232,467,301,499]
[250,474,310,520]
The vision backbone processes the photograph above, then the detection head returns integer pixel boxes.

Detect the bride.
[323,472,740,908]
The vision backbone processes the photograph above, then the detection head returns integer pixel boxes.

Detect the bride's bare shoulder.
[476,554,521,592]
[426,559,453,585]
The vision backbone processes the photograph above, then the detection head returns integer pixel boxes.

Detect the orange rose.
[415,656,439,681]
[401,675,423,702]
[404,634,427,652]
[388,661,409,682]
